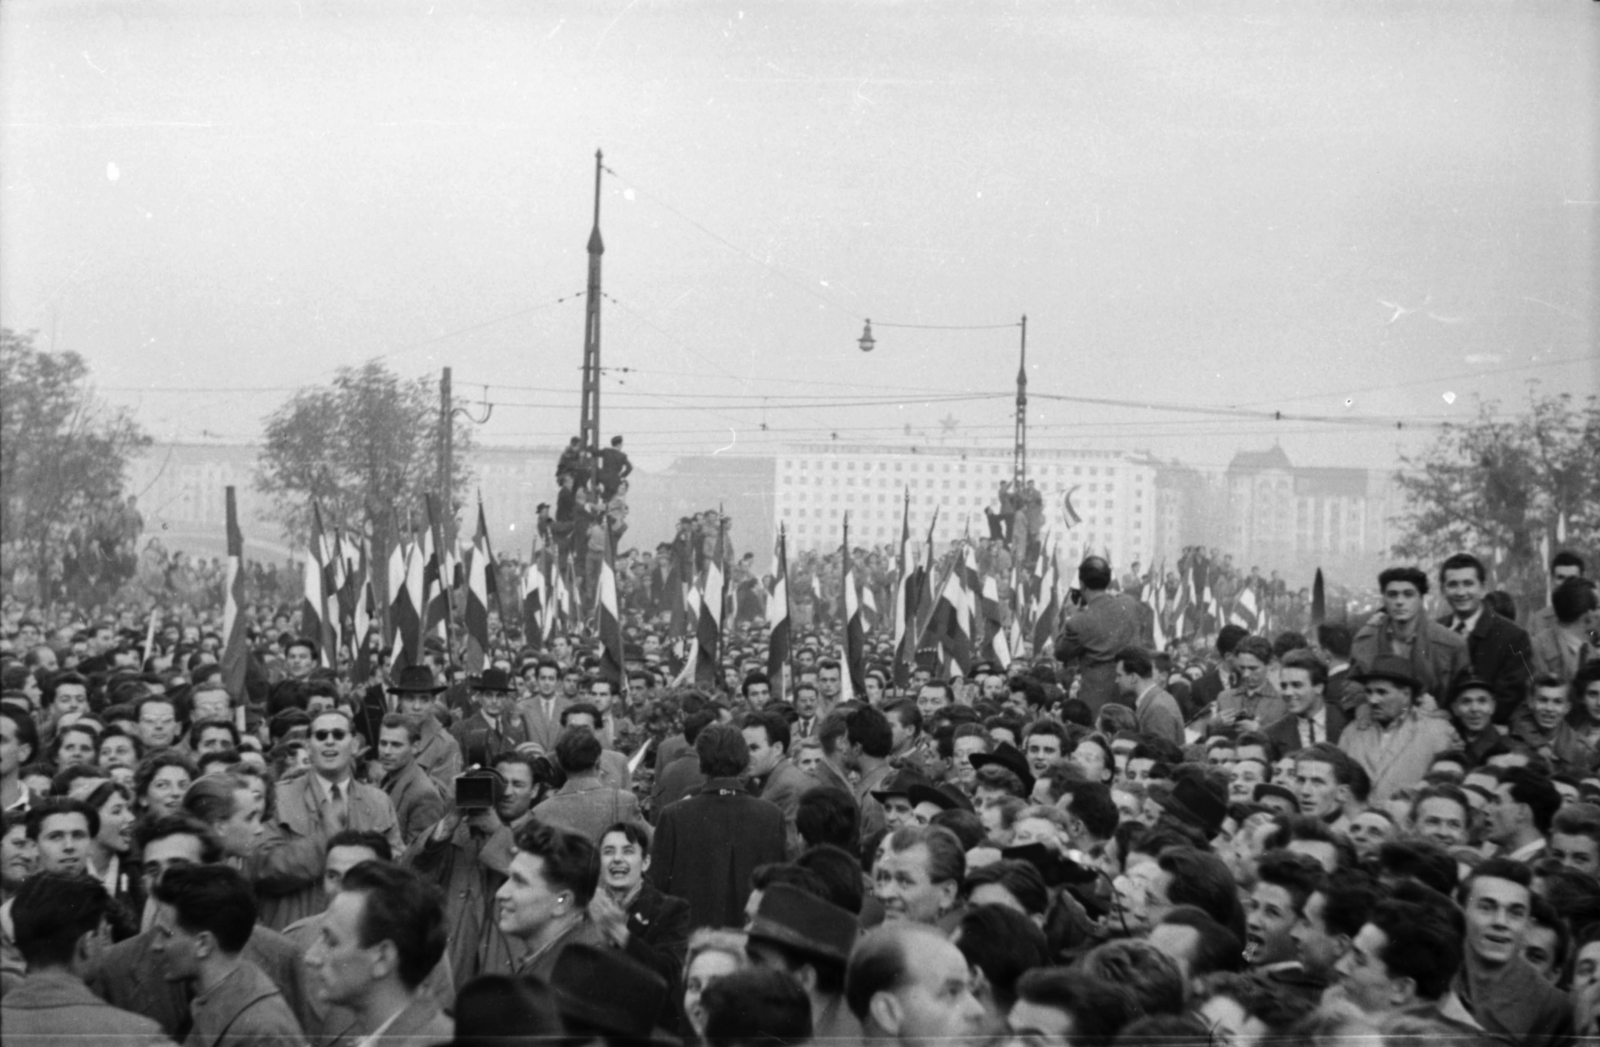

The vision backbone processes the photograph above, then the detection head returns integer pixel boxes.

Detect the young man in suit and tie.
[1438,553,1533,725]
[1267,650,1347,758]
[518,659,572,754]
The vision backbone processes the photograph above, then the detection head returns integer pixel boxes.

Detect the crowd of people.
[1,535,1599,1047]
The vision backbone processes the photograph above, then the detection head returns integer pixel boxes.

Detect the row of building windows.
[783,458,1138,481]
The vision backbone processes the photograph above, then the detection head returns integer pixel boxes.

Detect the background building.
[774,443,1158,568]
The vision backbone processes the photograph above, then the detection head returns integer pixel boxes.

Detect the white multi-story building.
[775,443,1158,567]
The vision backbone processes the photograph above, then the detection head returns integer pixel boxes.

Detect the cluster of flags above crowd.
[219,485,628,689]
[214,479,1334,708]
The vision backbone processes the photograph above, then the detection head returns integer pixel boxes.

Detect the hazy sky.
[3,0,1596,473]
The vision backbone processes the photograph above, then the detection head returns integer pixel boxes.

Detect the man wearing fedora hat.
[746,883,863,1045]
[1338,655,1461,803]
[449,668,529,770]
[385,667,462,795]
[548,942,673,1047]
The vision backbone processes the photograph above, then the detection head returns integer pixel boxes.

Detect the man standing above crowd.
[1055,557,1145,714]
[1439,553,1533,724]
[1353,566,1470,701]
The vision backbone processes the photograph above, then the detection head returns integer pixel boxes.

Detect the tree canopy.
[255,360,473,603]
[1392,386,1598,609]
[0,327,150,606]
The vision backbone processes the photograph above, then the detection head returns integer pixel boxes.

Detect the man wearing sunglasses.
[252,710,403,932]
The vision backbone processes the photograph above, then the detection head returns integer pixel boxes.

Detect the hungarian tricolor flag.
[694,518,726,688]
[596,526,627,692]
[464,499,494,672]
[767,527,793,699]
[891,491,914,688]
[389,534,424,670]
[979,570,1010,668]
[421,496,452,647]
[926,553,972,674]
[1032,543,1060,655]
[522,555,547,646]
[840,517,866,698]
[302,503,334,667]
[220,487,249,704]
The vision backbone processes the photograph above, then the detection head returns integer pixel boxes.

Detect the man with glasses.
[252,710,402,931]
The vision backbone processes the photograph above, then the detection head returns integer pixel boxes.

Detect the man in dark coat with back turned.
[1054,556,1146,715]
[648,723,786,932]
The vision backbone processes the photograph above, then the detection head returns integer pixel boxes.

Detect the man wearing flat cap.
[1338,655,1461,802]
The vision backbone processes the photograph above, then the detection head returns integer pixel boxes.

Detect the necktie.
[329,783,348,832]
[1307,717,1318,744]
[1453,619,1467,635]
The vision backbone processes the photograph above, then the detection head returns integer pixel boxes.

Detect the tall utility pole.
[1012,314,1028,488]
[578,150,605,472]
[439,366,454,546]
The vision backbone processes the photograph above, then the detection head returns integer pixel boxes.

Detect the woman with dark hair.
[132,749,197,818]
[1568,662,1600,751]
[82,779,140,937]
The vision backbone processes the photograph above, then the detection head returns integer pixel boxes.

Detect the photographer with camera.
[402,763,539,990]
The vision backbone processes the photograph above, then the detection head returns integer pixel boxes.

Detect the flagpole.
[782,526,797,701]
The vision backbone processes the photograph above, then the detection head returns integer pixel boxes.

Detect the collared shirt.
[310,772,355,830]
[1450,607,1484,636]
[1298,706,1329,749]
[3,782,32,813]
[1506,837,1546,863]
[353,1005,405,1047]
[90,853,121,899]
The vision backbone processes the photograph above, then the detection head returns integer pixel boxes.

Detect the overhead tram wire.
[1224,351,1599,410]
[604,163,1029,338]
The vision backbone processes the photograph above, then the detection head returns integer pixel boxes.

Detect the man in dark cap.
[746,883,862,1044]
[449,668,529,769]
[386,666,462,794]
[1338,655,1461,802]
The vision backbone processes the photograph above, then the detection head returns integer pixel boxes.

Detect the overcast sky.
[3,0,1596,473]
